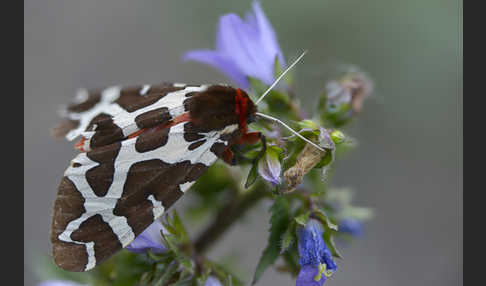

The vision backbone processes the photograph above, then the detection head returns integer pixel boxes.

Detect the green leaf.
[281,245,300,276]
[314,150,333,169]
[313,209,338,231]
[294,211,311,226]
[208,261,244,286]
[323,230,342,259]
[160,230,194,271]
[172,210,188,242]
[146,250,174,264]
[151,262,179,286]
[280,221,296,254]
[252,196,291,284]
[297,120,319,130]
[245,161,259,188]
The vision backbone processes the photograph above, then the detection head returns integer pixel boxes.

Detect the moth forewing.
[51,83,257,271]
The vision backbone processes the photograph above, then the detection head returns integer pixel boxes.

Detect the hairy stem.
[194,184,268,254]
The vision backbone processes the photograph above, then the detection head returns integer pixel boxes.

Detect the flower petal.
[251,1,285,70]
[182,50,249,88]
[126,220,167,254]
[182,1,285,88]
[296,265,326,286]
[216,14,269,82]
[258,150,281,185]
[297,219,337,272]
[204,276,223,286]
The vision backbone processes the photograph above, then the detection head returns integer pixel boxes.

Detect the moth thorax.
[235,88,257,133]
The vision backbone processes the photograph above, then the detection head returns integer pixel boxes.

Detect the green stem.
[194,184,268,254]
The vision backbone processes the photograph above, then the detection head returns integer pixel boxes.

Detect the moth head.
[234,88,257,130]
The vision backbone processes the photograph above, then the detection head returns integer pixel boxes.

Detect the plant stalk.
[194,185,268,254]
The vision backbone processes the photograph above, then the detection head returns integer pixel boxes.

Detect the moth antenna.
[255,112,325,152]
[255,50,308,105]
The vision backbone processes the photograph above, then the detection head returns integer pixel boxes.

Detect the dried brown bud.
[282,143,326,193]
[324,68,373,116]
[339,71,373,114]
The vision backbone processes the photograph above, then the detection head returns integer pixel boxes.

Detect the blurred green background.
[24,0,462,285]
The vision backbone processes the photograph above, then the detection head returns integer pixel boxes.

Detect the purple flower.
[182,1,285,89]
[338,219,364,237]
[258,147,282,185]
[296,219,337,286]
[126,220,168,254]
[296,265,326,286]
[36,281,87,286]
[204,276,223,286]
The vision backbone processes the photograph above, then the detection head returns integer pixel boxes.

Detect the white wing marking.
[59,121,237,270]
[65,84,209,142]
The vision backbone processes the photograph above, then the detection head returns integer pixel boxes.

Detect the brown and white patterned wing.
[51,117,239,272]
[52,83,210,150]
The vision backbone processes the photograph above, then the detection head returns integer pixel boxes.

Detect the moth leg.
[222,147,236,165]
[241,131,262,145]
[252,133,267,163]
[223,132,267,165]
[241,132,267,163]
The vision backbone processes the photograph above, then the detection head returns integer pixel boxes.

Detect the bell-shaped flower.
[258,147,282,185]
[126,220,168,254]
[182,1,285,89]
[296,219,337,286]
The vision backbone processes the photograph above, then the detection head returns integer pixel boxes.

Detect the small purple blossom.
[338,219,364,237]
[258,148,282,185]
[36,280,87,286]
[296,265,326,286]
[204,276,223,286]
[126,220,168,254]
[296,219,337,286]
[182,1,285,89]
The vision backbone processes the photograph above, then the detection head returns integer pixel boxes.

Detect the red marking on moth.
[127,129,144,139]
[74,113,192,151]
[74,137,87,152]
[241,131,261,145]
[128,112,191,138]
[235,88,249,134]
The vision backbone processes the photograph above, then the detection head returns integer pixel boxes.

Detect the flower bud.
[330,130,345,144]
[258,147,282,186]
[319,68,373,126]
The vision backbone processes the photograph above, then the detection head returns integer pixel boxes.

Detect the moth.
[49,52,321,272]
